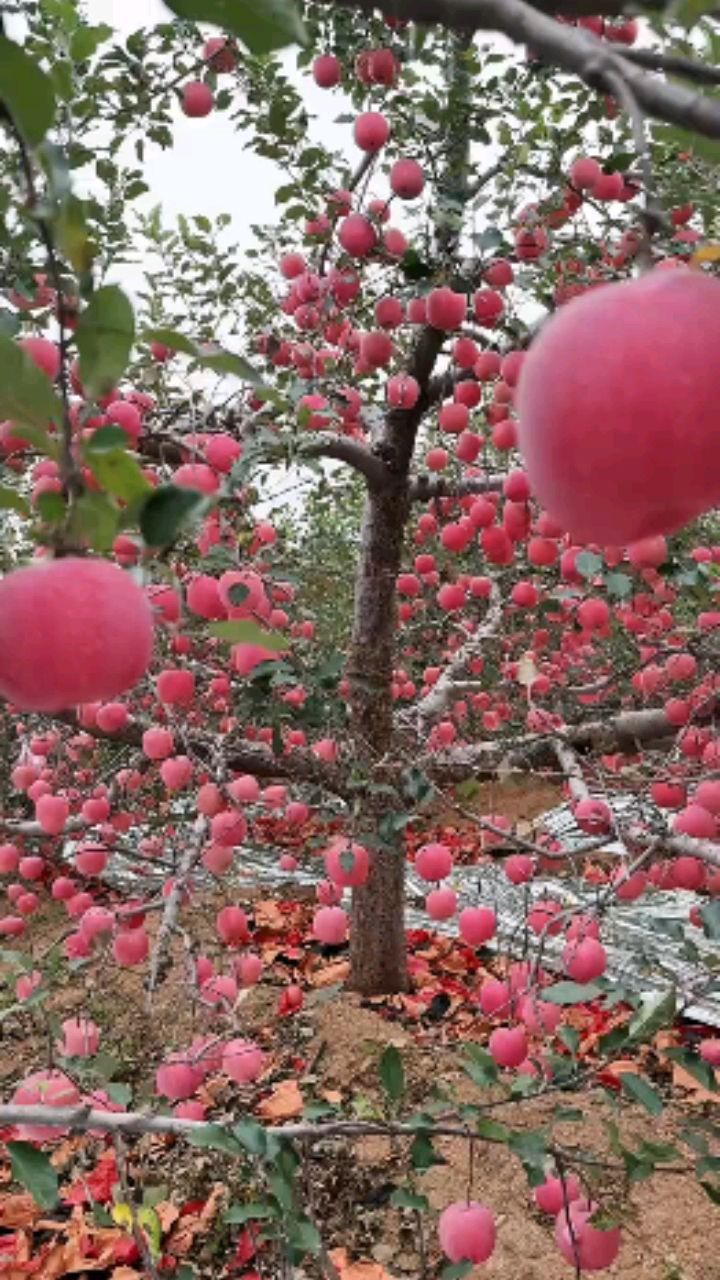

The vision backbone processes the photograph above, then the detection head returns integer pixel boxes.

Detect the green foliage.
[379,1044,405,1101]
[76,285,135,397]
[139,484,208,547]
[0,36,56,145]
[618,1073,664,1116]
[0,334,62,433]
[209,620,288,649]
[8,1142,58,1209]
[162,0,306,54]
[542,981,604,1005]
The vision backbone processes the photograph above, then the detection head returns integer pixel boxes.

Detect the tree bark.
[346,33,472,996]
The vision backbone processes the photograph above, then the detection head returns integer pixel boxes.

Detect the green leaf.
[575,551,603,579]
[187,1124,241,1156]
[379,1044,405,1102]
[70,491,119,552]
[143,327,196,357]
[542,981,603,1005]
[558,1026,581,1055]
[462,1045,499,1086]
[139,485,207,547]
[390,1188,430,1210]
[289,1218,322,1254]
[441,1264,473,1280]
[87,449,151,504]
[507,1129,548,1186]
[76,286,135,398]
[410,1132,441,1170]
[700,901,720,940]
[619,1073,664,1116]
[605,571,632,599]
[36,490,66,524]
[8,1142,58,1209]
[0,334,63,432]
[84,425,130,454]
[627,990,676,1044]
[70,23,113,60]
[0,36,56,145]
[143,327,265,387]
[208,620,288,650]
[475,1117,510,1142]
[160,0,306,54]
[56,195,96,273]
[664,1047,719,1093]
[0,485,29,516]
[232,1119,270,1157]
[225,1201,279,1225]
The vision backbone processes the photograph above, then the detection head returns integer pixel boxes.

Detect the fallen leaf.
[166,1183,224,1256]
[309,960,350,988]
[111,1269,143,1280]
[329,1247,396,1279]
[321,1090,343,1104]
[671,1061,720,1105]
[153,1200,181,1232]
[258,1078,304,1121]
[253,900,286,930]
[0,1194,40,1228]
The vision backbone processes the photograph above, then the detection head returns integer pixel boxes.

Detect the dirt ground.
[307,1000,720,1280]
[1,784,719,1279]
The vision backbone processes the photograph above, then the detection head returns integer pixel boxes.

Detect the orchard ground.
[0,778,719,1279]
[0,899,718,1279]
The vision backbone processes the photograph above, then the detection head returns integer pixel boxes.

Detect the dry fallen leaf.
[153,1200,181,1232]
[166,1183,225,1256]
[253,899,286,930]
[309,960,350,988]
[329,1247,396,1279]
[110,1269,144,1280]
[671,1061,720,1105]
[0,1194,40,1229]
[258,1078,304,1121]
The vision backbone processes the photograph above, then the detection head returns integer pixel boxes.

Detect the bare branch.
[617,46,720,88]
[554,739,720,869]
[408,473,504,500]
[415,583,503,729]
[299,434,391,491]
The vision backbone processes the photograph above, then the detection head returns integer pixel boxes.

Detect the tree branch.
[408,473,504,500]
[415,584,503,729]
[55,713,347,794]
[299,434,391,491]
[617,45,720,87]
[328,0,720,140]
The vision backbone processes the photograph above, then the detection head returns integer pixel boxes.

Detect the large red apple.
[516,270,720,543]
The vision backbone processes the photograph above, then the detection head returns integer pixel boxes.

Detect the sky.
[82,0,352,256]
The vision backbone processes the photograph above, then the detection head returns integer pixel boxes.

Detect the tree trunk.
[346,32,473,996]
[346,484,413,995]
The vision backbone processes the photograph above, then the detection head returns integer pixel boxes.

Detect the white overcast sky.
[88,0,350,254]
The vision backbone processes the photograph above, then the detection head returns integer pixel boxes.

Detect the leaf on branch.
[542,980,603,1005]
[76,285,135,397]
[208,619,288,650]
[8,1141,58,1210]
[0,36,56,145]
[618,1072,664,1116]
[627,990,676,1044]
[143,326,266,386]
[378,1044,405,1101]
[0,485,30,516]
[0,334,63,433]
[159,0,306,54]
[139,484,208,547]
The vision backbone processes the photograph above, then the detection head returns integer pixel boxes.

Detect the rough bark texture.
[347,35,472,996]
